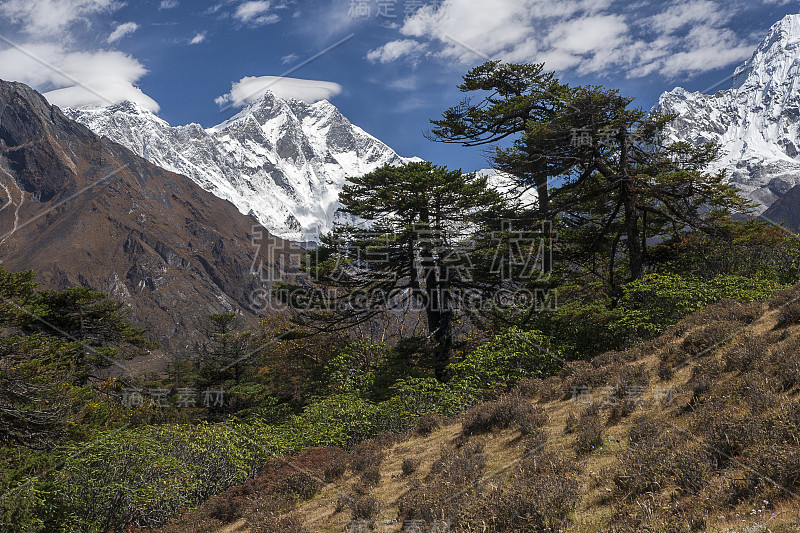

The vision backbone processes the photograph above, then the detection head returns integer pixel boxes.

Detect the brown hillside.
[0,80,300,360]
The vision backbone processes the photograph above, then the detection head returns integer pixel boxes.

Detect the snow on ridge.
[654,13,800,212]
[66,90,412,243]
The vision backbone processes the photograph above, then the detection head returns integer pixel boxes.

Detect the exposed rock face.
[762,182,800,231]
[655,14,800,212]
[0,80,298,354]
[66,93,414,244]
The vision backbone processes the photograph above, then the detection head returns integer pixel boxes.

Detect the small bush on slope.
[398,437,580,533]
[460,449,580,532]
[461,392,548,436]
[398,441,488,524]
[572,403,605,456]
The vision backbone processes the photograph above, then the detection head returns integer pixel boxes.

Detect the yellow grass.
[205,299,800,533]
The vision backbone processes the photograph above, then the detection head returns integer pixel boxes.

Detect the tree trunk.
[641,209,647,269]
[536,176,553,275]
[619,132,642,280]
[536,175,549,217]
[420,239,452,381]
[623,188,642,279]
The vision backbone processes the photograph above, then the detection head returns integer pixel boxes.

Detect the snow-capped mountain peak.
[66,91,412,243]
[733,14,800,87]
[655,14,800,212]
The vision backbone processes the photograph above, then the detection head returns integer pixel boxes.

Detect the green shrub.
[620,273,780,337]
[320,342,388,397]
[379,378,476,433]
[47,419,284,532]
[533,274,781,358]
[0,481,48,533]
[448,328,562,395]
[292,394,383,448]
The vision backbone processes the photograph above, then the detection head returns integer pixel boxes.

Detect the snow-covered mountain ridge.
[66,92,414,243]
[655,14,800,212]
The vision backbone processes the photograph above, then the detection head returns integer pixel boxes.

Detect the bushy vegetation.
[447,327,562,393]
[532,272,785,358]
[460,392,548,436]
[7,59,800,532]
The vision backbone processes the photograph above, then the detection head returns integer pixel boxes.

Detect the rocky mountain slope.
[0,80,298,354]
[65,93,413,244]
[762,182,800,231]
[655,14,800,212]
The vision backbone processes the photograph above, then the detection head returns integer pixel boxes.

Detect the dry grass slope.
[155,290,800,533]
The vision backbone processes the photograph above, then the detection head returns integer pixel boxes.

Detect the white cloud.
[541,15,629,73]
[189,32,206,44]
[234,1,279,25]
[648,0,727,34]
[0,0,119,36]
[107,22,139,43]
[159,0,179,8]
[367,39,428,63]
[547,16,627,55]
[281,53,298,64]
[377,0,755,79]
[215,76,342,107]
[387,76,419,91]
[0,0,159,112]
[658,26,755,77]
[0,43,159,112]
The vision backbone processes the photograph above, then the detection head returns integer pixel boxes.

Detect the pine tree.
[30,286,156,383]
[197,313,261,386]
[429,60,572,218]
[432,61,752,288]
[0,268,155,446]
[283,161,507,379]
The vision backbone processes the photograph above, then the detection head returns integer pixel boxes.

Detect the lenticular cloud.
[215,76,343,108]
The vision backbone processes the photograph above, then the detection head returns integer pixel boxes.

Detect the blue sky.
[0,0,797,172]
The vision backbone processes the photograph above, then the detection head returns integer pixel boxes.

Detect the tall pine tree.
[281,161,507,379]
[432,61,751,288]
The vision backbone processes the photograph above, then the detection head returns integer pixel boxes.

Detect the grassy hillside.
[149,288,800,532]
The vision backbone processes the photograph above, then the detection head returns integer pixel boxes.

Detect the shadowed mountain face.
[0,80,298,357]
[762,183,800,231]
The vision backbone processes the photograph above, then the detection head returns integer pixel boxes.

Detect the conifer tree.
[284,161,507,378]
[432,61,751,287]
